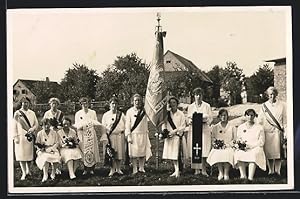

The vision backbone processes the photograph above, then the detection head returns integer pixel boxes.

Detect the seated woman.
[162,97,187,178]
[207,109,235,181]
[35,118,61,182]
[57,117,82,180]
[234,109,266,181]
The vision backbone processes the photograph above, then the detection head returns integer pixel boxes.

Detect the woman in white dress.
[234,109,266,181]
[187,87,213,176]
[13,97,39,180]
[74,97,101,175]
[35,118,61,182]
[125,94,152,174]
[102,97,126,176]
[258,86,286,175]
[162,97,187,178]
[207,109,235,181]
[43,97,64,175]
[57,117,82,179]
[43,97,64,128]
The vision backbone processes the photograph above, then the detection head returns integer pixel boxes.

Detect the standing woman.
[207,109,235,181]
[35,118,61,182]
[102,97,126,176]
[43,97,64,129]
[57,117,82,180]
[162,97,187,178]
[234,109,266,181]
[125,94,152,174]
[13,97,39,180]
[74,97,101,175]
[258,86,286,175]
[187,88,213,176]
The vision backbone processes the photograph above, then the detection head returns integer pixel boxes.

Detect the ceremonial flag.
[144,30,168,127]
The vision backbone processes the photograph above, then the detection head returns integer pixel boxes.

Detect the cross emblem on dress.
[193,143,201,156]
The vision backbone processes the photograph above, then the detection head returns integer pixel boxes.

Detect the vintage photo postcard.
[7,6,293,194]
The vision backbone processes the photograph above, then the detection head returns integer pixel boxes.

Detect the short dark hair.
[20,96,31,104]
[40,118,51,126]
[109,96,118,104]
[244,109,258,117]
[218,109,229,117]
[193,87,203,95]
[168,96,179,105]
[79,97,89,104]
[62,117,72,124]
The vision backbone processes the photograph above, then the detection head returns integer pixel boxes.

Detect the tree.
[221,62,244,105]
[60,63,100,102]
[206,65,225,107]
[32,80,62,104]
[246,64,273,103]
[95,53,149,108]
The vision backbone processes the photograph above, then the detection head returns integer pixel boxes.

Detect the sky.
[7,7,290,84]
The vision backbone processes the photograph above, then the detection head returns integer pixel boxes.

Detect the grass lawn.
[13,112,288,187]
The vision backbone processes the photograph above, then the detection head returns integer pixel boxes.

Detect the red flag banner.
[144,31,168,127]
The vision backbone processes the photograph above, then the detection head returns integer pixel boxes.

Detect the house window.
[166,60,171,63]
[21,89,27,94]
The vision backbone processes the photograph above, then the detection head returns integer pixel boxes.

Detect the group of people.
[12,86,286,183]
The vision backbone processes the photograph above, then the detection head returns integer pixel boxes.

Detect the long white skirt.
[109,133,126,160]
[234,147,266,170]
[60,147,82,163]
[207,148,234,166]
[162,136,187,160]
[264,130,281,159]
[128,132,152,160]
[35,150,61,170]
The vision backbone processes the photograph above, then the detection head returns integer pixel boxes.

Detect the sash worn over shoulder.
[167,111,184,171]
[131,109,146,132]
[104,111,122,166]
[124,109,146,166]
[17,110,32,131]
[262,103,284,132]
[262,103,286,159]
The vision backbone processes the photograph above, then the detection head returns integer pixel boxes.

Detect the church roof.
[164,50,213,83]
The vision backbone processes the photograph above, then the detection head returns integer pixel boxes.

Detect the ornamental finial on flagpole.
[156,12,162,32]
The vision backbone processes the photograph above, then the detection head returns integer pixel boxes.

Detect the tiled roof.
[165,50,213,83]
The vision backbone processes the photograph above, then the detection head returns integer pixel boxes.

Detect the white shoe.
[202,171,209,177]
[20,174,26,181]
[108,171,115,177]
[70,174,76,180]
[224,175,229,181]
[90,170,94,175]
[194,169,201,175]
[42,175,48,182]
[117,170,124,175]
[55,168,61,175]
[139,168,145,173]
[170,172,176,177]
[218,174,223,181]
[50,172,55,180]
[82,170,88,175]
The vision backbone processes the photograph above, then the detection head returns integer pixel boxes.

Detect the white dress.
[162,110,187,160]
[187,101,213,169]
[258,101,286,159]
[234,122,266,170]
[74,109,101,166]
[207,122,235,166]
[35,129,61,170]
[102,110,126,160]
[43,109,64,121]
[125,107,152,160]
[13,109,39,161]
[57,128,82,163]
